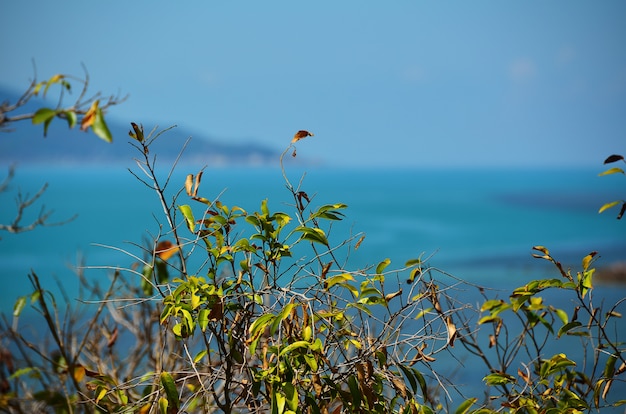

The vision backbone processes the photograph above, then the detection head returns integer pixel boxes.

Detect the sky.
[1,2,625,168]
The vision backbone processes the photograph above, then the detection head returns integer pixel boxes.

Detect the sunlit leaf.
[295,226,328,245]
[325,273,354,289]
[599,167,625,176]
[376,258,391,275]
[454,398,477,414]
[158,397,168,414]
[96,386,108,404]
[179,204,195,232]
[279,340,311,356]
[483,372,515,386]
[13,296,27,317]
[271,303,296,335]
[248,313,275,354]
[43,74,65,97]
[582,251,598,271]
[193,350,207,363]
[599,200,621,214]
[554,308,569,324]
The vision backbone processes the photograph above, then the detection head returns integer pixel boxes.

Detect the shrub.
[1,125,624,413]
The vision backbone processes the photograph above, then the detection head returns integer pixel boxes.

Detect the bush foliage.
[0,120,624,413]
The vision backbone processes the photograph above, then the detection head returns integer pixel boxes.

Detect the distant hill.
[0,87,282,166]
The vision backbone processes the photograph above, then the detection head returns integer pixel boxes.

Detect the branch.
[0,167,76,236]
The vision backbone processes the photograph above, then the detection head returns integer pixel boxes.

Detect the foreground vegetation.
[0,73,624,413]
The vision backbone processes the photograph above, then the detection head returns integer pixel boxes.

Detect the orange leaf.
[81,100,100,131]
[291,130,314,143]
[155,240,179,261]
[73,365,86,382]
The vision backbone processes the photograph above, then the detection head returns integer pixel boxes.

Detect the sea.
[1,163,625,409]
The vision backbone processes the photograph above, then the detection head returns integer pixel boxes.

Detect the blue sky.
[2,2,625,167]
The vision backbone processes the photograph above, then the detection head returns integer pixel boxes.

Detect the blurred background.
[1,1,625,167]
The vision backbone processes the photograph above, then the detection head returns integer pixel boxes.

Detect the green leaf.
[279,340,310,356]
[158,396,168,414]
[249,314,275,354]
[295,227,328,245]
[455,397,477,414]
[271,303,297,335]
[303,353,318,371]
[325,273,354,289]
[376,258,391,275]
[282,382,298,411]
[160,371,179,409]
[179,204,196,232]
[92,107,113,143]
[347,375,361,407]
[198,308,209,332]
[13,296,27,317]
[63,110,77,129]
[9,367,41,380]
[398,364,417,394]
[193,350,207,364]
[312,203,347,221]
[604,354,618,378]
[483,372,515,386]
[579,269,594,298]
[554,308,569,325]
[32,107,57,126]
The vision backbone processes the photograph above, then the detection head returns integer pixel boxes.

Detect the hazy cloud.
[401,65,428,83]
[556,46,577,65]
[509,58,537,81]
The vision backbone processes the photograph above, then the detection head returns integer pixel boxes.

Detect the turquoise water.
[2,164,626,409]
[2,164,625,305]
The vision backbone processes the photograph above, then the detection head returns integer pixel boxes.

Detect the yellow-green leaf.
[179,204,195,232]
[279,340,311,356]
[455,397,477,414]
[599,200,621,214]
[158,396,168,414]
[325,273,354,289]
[193,350,207,363]
[599,167,625,176]
[376,258,391,275]
[13,296,27,317]
[32,107,57,125]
